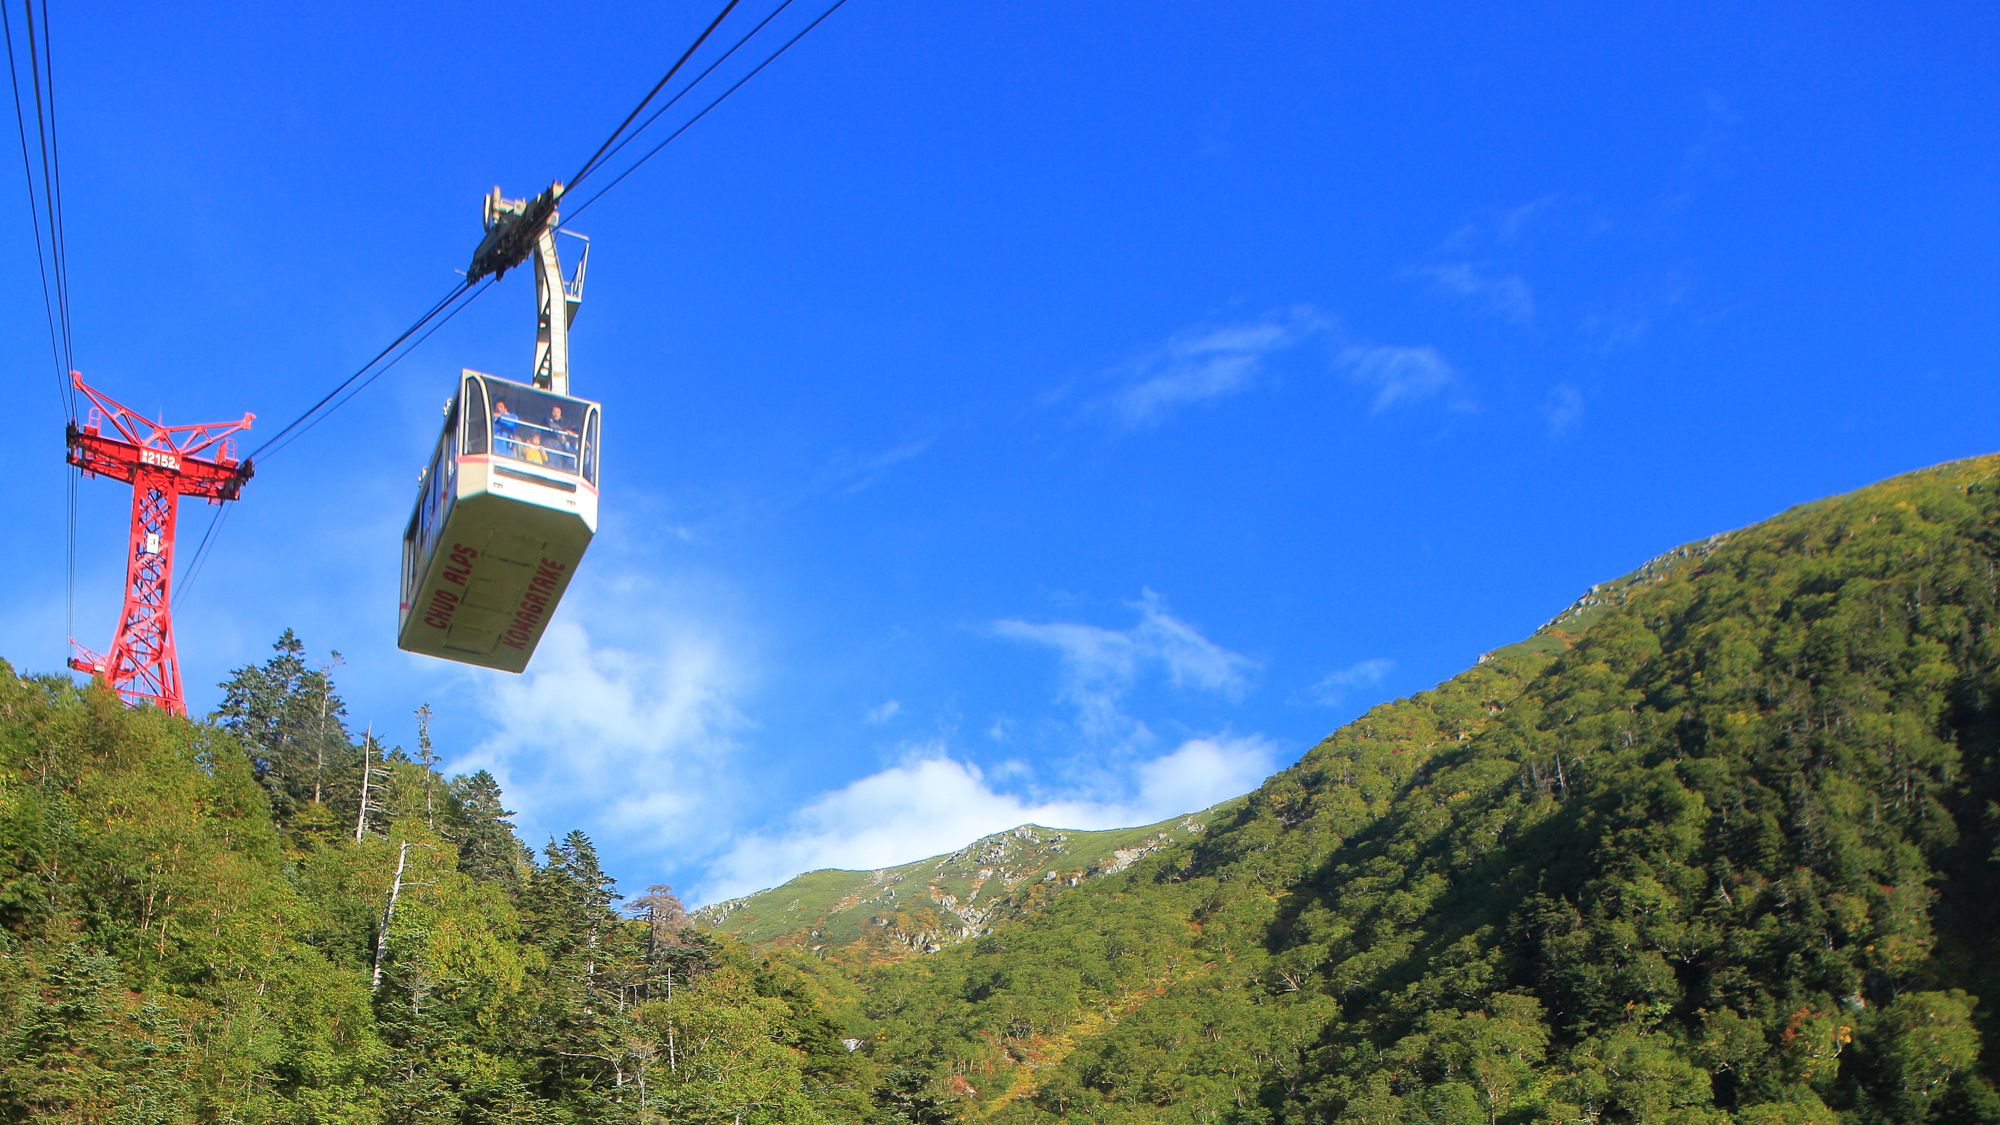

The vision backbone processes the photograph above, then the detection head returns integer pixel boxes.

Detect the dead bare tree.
[414,703,438,830]
[627,885,694,1000]
[372,840,436,991]
[353,723,378,843]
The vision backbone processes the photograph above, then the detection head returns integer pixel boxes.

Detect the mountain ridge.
[709,524,1771,966]
[699,803,1242,959]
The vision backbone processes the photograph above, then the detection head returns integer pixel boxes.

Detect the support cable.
[562,0,850,226]
[574,0,797,192]
[30,1,77,640]
[26,1,71,377]
[65,455,76,636]
[3,0,67,414]
[176,504,228,599]
[187,278,492,596]
[256,279,493,464]
[565,0,742,194]
[242,279,473,464]
[6,0,77,638]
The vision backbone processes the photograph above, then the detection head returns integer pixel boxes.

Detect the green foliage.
[835,456,2000,1125]
[0,640,871,1124]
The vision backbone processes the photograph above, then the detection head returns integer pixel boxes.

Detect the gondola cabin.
[398,370,600,671]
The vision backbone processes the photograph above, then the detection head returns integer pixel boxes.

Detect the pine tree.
[214,630,352,820]
[447,770,523,885]
[629,885,692,952]
[0,943,129,1120]
[872,1066,960,1125]
[531,831,621,974]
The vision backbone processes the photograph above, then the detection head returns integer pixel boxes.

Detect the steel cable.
[568,0,792,197]
[565,0,743,194]
[4,0,67,415]
[252,278,494,465]
[183,279,492,598]
[570,0,796,196]
[6,0,78,637]
[561,0,850,226]
[176,504,228,600]
[242,279,473,464]
[26,1,71,378]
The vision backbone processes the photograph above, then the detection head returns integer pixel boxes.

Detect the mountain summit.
[699,808,1236,959]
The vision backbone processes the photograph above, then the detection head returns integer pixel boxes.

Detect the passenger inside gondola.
[473,377,587,475]
[548,403,578,455]
[493,398,520,457]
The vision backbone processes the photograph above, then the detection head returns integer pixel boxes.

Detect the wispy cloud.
[823,437,934,495]
[1337,345,1464,413]
[1302,658,1394,706]
[865,699,903,724]
[993,591,1255,744]
[1441,194,1560,253]
[702,734,1278,901]
[1100,306,1334,427]
[1411,262,1536,325]
[1578,269,1687,357]
[1544,384,1584,436]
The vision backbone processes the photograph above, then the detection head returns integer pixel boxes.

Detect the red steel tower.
[65,372,254,716]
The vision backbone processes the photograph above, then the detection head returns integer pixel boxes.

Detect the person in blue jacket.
[491,398,521,458]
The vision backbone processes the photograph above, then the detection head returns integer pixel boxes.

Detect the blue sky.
[6,0,1995,903]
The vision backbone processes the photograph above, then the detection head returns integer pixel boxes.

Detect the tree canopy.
[0,641,879,1124]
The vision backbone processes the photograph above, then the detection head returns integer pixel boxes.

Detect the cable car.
[398,184,597,672]
[397,370,599,670]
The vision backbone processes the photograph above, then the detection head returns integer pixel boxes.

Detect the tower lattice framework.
[66,372,253,716]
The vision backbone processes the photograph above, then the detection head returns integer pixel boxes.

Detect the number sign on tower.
[65,372,254,715]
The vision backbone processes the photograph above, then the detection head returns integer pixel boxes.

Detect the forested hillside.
[840,456,2000,1125]
[16,453,2000,1124]
[0,633,871,1123]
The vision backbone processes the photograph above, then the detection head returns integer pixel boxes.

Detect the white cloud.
[992,591,1254,743]
[1336,345,1463,413]
[1413,262,1536,325]
[865,699,903,724]
[1105,306,1333,427]
[702,734,1278,902]
[452,613,747,853]
[1304,658,1394,706]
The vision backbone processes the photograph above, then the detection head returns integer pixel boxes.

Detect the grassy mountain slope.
[831,455,2000,1125]
[701,806,1239,960]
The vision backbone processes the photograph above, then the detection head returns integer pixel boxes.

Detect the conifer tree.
[447,770,523,885]
[214,630,352,820]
